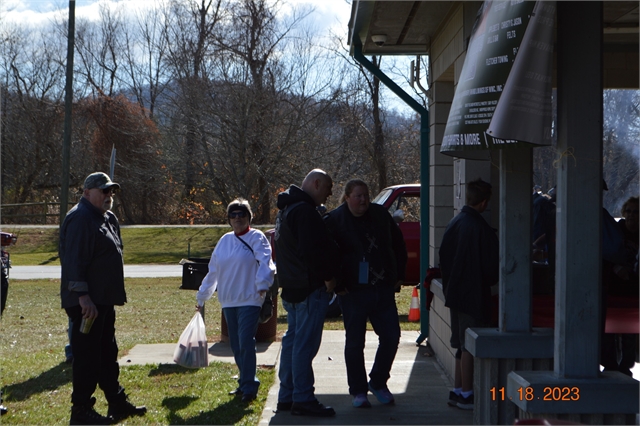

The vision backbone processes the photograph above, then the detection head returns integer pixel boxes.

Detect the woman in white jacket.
[196,199,275,403]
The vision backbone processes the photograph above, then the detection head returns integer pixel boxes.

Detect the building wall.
[427,1,497,371]
[429,278,456,381]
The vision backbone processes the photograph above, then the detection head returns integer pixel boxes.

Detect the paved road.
[9,264,183,280]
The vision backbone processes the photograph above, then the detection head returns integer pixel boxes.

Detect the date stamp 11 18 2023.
[490,386,580,402]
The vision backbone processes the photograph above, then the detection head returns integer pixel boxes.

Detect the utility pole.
[60,0,75,226]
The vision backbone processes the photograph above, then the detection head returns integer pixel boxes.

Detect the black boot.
[0,390,6,416]
[70,397,112,425]
[107,391,146,422]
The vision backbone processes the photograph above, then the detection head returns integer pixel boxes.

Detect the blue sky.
[2,0,352,33]
[2,0,417,116]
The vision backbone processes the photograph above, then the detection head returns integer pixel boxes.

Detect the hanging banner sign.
[441,1,555,160]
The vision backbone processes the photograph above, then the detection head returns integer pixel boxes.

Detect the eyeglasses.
[101,188,117,195]
[229,211,247,219]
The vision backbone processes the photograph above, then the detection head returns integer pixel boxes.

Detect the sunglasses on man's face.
[101,187,117,195]
[229,211,247,219]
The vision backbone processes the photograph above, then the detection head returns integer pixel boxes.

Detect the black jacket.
[274,185,338,303]
[439,205,499,322]
[324,203,407,293]
[59,197,127,308]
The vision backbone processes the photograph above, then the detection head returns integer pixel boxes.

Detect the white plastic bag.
[173,312,209,368]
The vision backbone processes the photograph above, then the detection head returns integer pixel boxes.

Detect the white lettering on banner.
[442,134,461,146]
[528,39,554,53]
[487,34,499,44]
[493,2,507,11]
[486,56,509,66]
[469,86,499,95]
[537,16,554,28]
[542,4,554,13]
[501,17,522,29]
[465,100,498,108]
[464,134,482,145]
[506,30,516,39]
[465,118,491,125]
[524,71,551,84]
[492,138,519,145]
[489,23,500,33]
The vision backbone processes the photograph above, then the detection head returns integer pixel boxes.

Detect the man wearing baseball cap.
[59,172,146,425]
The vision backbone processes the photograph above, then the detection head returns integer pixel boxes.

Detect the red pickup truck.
[372,184,421,285]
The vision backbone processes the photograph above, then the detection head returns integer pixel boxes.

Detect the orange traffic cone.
[408,286,420,322]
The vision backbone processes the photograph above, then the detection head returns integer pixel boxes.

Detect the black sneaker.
[275,401,292,412]
[447,391,462,407]
[70,398,112,425]
[107,397,147,421]
[0,390,5,416]
[241,393,256,403]
[456,393,474,410]
[291,400,336,417]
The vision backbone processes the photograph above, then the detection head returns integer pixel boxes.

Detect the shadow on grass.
[161,395,199,411]
[163,396,253,425]
[39,255,59,265]
[4,362,72,402]
[148,364,202,377]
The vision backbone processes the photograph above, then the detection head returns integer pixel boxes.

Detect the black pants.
[1,266,8,316]
[65,304,122,405]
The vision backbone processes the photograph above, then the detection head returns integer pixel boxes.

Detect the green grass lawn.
[0,277,419,425]
[0,277,276,425]
[1,225,274,266]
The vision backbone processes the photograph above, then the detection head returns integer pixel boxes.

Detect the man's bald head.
[301,169,333,206]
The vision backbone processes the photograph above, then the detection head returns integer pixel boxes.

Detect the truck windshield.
[372,189,393,205]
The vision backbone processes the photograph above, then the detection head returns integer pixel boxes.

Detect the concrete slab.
[118,340,281,367]
[260,330,473,425]
[11,264,183,280]
[117,330,473,425]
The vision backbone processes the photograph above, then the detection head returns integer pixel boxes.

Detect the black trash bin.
[181,258,210,290]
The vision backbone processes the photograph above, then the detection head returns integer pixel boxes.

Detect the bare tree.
[602,89,640,214]
[121,1,173,119]
[74,5,126,97]
[0,23,66,212]
[162,0,224,205]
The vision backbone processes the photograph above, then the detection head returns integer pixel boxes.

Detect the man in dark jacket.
[324,179,407,408]
[274,169,339,417]
[60,172,146,425]
[439,178,499,411]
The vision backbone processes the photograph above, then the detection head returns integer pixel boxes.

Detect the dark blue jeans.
[65,304,121,405]
[339,285,400,395]
[223,306,261,395]
[278,287,331,404]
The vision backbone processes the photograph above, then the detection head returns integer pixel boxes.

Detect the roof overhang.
[349,1,639,57]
